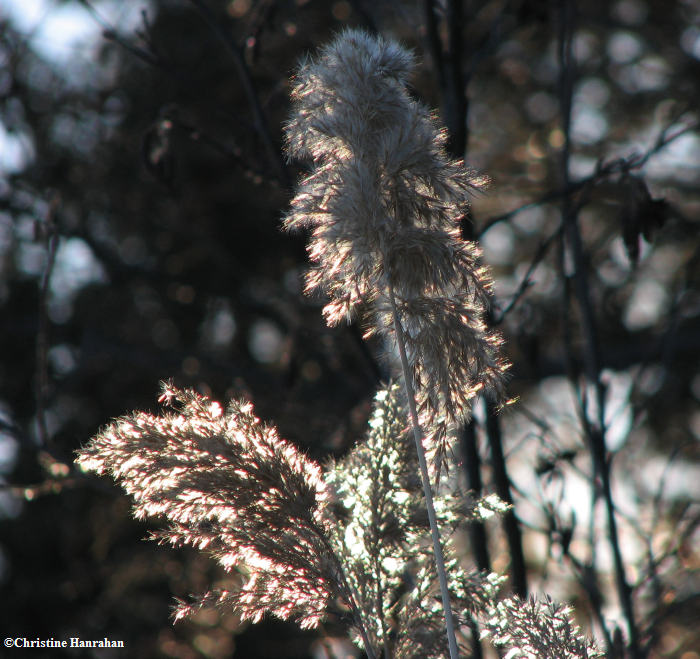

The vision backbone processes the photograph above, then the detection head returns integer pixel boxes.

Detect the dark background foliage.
[0,0,698,657]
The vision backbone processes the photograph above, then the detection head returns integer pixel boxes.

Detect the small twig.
[79,0,287,188]
[77,0,162,68]
[492,230,559,325]
[186,0,290,188]
[167,112,281,186]
[565,552,614,654]
[484,400,527,598]
[556,1,640,654]
[479,117,700,236]
[35,195,60,449]
[3,477,79,501]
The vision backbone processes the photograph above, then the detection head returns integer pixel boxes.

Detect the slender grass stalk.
[388,283,460,659]
[325,541,377,659]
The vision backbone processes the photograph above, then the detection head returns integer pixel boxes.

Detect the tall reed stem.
[388,283,460,659]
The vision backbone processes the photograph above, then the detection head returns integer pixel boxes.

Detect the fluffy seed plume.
[76,383,338,629]
[284,29,507,453]
[325,384,503,657]
[481,595,605,659]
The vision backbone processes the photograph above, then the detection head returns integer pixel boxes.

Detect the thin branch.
[166,111,280,184]
[479,117,700,236]
[492,229,559,325]
[77,0,162,68]
[484,399,528,598]
[81,0,289,186]
[186,0,290,187]
[78,0,290,188]
[34,195,60,449]
[565,552,615,654]
[556,1,640,655]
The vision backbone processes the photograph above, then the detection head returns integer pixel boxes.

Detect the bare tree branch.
[186,0,290,187]
[556,2,640,655]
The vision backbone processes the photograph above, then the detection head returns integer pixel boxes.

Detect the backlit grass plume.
[76,383,339,632]
[326,383,507,658]
[284,29,507,450]
[481,596,603,659]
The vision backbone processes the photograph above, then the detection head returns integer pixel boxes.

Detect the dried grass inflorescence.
[285,29,508,451]
[326,386,524,658]
[76,383,336,629]
[480,595,604,659]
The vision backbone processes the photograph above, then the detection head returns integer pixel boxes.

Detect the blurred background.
[0,0,698,657]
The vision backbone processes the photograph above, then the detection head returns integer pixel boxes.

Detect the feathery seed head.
[76,384,337,629]
[285,29,507,453]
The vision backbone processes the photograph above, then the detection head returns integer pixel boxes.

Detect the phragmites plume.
[76,383,338,630]
[326,384,505,658]
[481,596,605,659]
[284,29,508,449]
[285,31,509,657]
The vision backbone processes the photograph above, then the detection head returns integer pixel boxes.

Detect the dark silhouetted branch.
[34,195,59,449]
[557,1,640,655]
[485,400,527,598]
[187,0,290,187]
